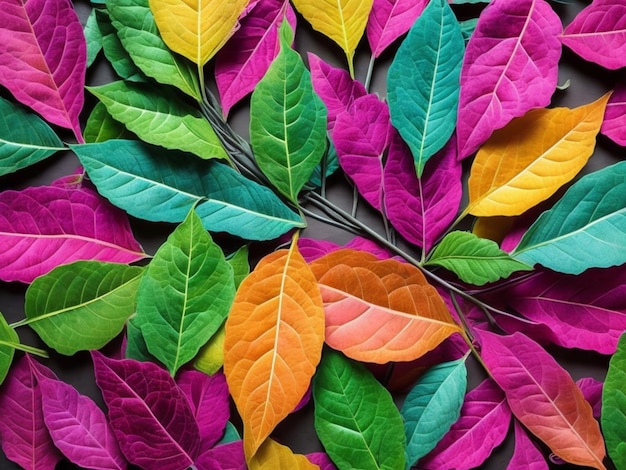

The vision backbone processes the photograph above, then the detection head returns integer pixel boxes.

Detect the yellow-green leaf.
[248,438,318,470]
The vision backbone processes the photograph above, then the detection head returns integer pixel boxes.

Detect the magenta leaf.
[332,94,391,211]
[215,0,297,117]
[0,355,63,470]
[418,378,512,470]
[366,0,428,58]
[383,132,462,252]
[0,0,86,141]
[601,84,626,146]
[560,0,626,70]
[576,377,603,420]
[0,182,146,283]
[297,237,342,262]
[195,440,246,470]
[91,352,201,470]
[307,451,338,469]
[507,421,549,470]
[456,0,562,159]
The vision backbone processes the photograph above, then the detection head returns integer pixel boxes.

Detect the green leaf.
[425,231,532,286]
[602,332,626,469]
[0,313,19,384]
[250,21,327,204]
[84,102,133,143]
[105,0,201,101]
[71,139,305,240]
[313,349,406,470]
[227,245,250,289]
[84,8,103,67]
[387,0,464,177]
[88,80,228,160]
[401,357,468,469]
[125,316,156,363]
[512,161,626,274]
[134,208,236,375]
[460,18,478,42]
[23,261,143,355]
[0,97,65,176]
[193,323,225,376]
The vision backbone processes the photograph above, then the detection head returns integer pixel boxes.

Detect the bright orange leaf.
[223,240,325,461]
[248,438,319,470]
[310,249,461,364]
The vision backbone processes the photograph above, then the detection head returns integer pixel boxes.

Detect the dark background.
[0,0,620,468]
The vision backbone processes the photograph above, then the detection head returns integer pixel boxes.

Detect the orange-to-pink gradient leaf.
[310,249,462,364]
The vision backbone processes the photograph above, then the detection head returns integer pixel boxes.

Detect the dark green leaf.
[602,332,626,469]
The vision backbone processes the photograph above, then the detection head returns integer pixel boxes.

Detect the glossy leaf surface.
[248,438,318,470]
[366,0,428,58]
[602,332,626,469]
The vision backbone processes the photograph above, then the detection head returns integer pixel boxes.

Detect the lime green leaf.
[24,261,143,355]
[84,102,132,143]
[250,22,327,205]
[0,313,19,384]
[84,8,103,67]
[227,245,250,289]
[603,332,626,469]
[125,316,156,363]
[426,231,532,285]
[313,349,406,470]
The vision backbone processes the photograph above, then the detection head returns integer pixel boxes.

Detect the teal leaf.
[460,18,478,43]
[0,313,19,384]
[425,231,532,286]
[24,261,143,355]
[308,140,340,189]
[512,161,626,274]
[84,8,103,67]
[250,21,327,204]
[88,80,228,160]
[313,349,406,470]
[0,96,65,176]
[84,102,132,143]
[387,0,464,177]
[602,332,626,469]
[401,356,468,468]
[135,208,236,375]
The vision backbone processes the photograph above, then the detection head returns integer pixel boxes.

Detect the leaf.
[383,132,463,252]
[601,84,626,146]
[507,421,549,470]
[0,182,146,283]
[106,0,201,100]
[465,94,610,217]
[291,0,374,76]
[401,357,468,468]
[479,330,606,469]
[426,231,532,286]
[560,0,626,70]
[0,355,63,470]
[387,0,464,176]
[88,80,229,160]
[512,160,626,274]
[577,377,603,420]
[418,378,512,470]
[37,373,127,470]
[602,332,626,469]
[313,349,406,470]
[135,208,236,375]
[456,0,562,159]
[0,313,19,385]
[196,440,246,470]
[72,139,305,240]
[84,8,103,67]
[310,248,462,363]
[149,0,249,66]
[84,102,131,143]
[92,352,201,470]
[366,0,428,58]
[306,452,338,470]
[248,438,319,470]
[223,240,325,459]
[0,0,86,140]
[250,21,327,204]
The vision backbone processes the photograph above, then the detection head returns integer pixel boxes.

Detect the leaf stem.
[1,340,49,358]
[364,53,376,92]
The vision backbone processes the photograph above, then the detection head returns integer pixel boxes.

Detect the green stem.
[2,341,49,358]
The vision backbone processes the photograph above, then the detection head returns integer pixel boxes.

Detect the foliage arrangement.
[1,0,626,468]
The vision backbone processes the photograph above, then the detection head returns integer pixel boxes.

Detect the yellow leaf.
[291,0,373,77]
[472,216,516,245]
[248,438,319,470]
[465,93,611,217]
[223,241,325,461]
[193,322,225,375]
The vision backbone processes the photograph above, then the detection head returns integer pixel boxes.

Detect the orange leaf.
[310,249,461,364]
[223,241,325,461]
[248,438,319,470]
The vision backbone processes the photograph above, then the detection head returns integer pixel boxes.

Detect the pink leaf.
[0,356,63,470]
[507,421,549,470]
[456,0,562,159]
[306,451,338,469]
[332,94,392,211]
[366,0,428,58]
[0,182,146,283]
[0,0,86,141]
[419,378,512,470]
[384,132,462,252]
[92,352,201,470]
[298,238,343,262]
[601,84,626,146]
[576,377,603,420]
[196,441,246,470]
[215,0,297,117]
[344,237,395,260]
[560,0,626,70]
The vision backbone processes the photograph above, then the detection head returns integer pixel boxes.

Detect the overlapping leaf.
[507,421,549,469]
[601,84,626,146]
[84,102,131,143]
[366,0,428,58]
[84,9,103,67]
[602,332,626,469]
[248,438,318,470]
[0,313,19,385]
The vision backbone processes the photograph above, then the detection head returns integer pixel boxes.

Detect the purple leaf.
[456,0,562,159]
[177,369,230,450]
[195,441,246,470]
[507,421,548,470]
[307,451,338,470]
[576,377,603,420]
[0,182,146,283]
[344,237,395,260]
[601,84,626,146]
[36,372,127,470]
[366,0,428,58]
[91,352,201,470]
[215,0,297,117]
[308,53,367,134]
[0,0,86,141]
[332,94,391,211]
[297,238,342,262]
[0,355,63,470]
[384,131,462,252]
[419,378,512,470]
[560,0,626,70]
